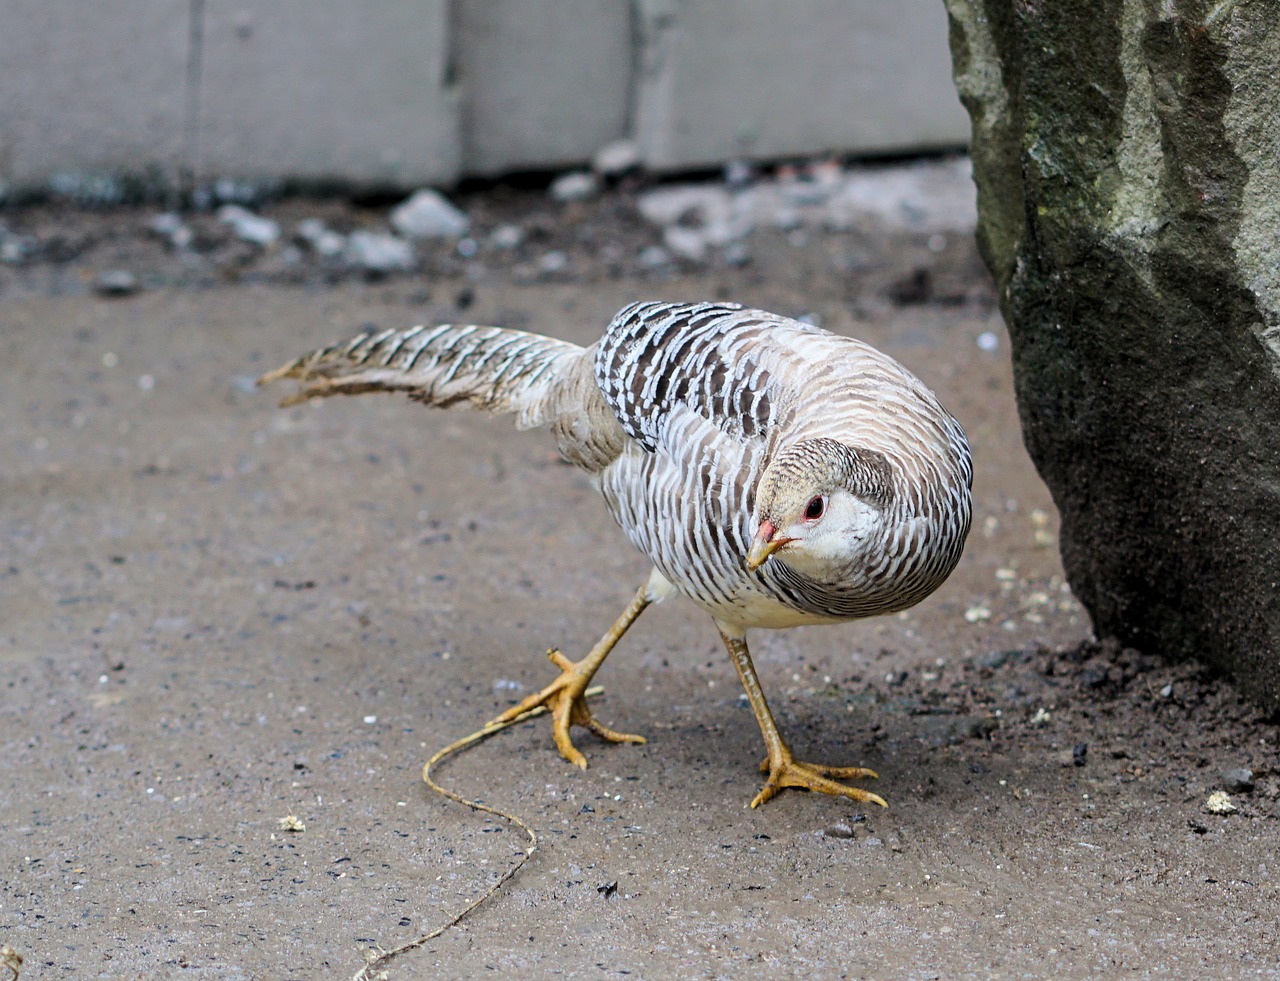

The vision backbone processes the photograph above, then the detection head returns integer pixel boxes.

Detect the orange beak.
[746,519,791,571]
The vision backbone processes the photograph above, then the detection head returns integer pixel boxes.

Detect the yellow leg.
[487,582,651,768]
[717,625,888,809]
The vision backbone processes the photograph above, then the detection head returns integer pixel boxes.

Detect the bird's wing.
[593,300,821,454]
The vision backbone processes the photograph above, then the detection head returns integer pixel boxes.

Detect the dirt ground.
[2,181,1277,980]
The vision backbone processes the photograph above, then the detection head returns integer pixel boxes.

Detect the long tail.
[258,323,586,429]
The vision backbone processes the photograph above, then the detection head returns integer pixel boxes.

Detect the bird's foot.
[751,752,887,809]
[487,648,646,769]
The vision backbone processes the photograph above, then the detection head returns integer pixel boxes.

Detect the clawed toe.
[488,647,645,770]
[751,754,887,809]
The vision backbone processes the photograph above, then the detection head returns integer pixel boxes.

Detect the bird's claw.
[751,754,886,809]
[487,648,645,769]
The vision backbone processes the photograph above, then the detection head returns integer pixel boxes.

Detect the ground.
[2,175,1277,980]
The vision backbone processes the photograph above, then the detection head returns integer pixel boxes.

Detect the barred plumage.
[261,300,973,808]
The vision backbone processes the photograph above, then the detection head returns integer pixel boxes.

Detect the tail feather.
[259,323,586,429]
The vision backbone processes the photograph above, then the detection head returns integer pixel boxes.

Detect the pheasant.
[260,301,972,808]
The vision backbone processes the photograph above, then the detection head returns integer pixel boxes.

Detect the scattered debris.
[278,814,306,832]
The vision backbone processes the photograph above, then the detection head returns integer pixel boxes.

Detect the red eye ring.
[804,496,825,520]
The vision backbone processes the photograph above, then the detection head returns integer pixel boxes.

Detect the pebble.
[977,649,1020,670]
[537,250,569,275]
[824,822,856,839]
[1221,767,1255,793]
[490,224,525,249]
[1205,790,1237,815]
[549,171,599,203]
[593,139,641,177]
[0,229,32,264]
[344,230,414,273]
[637,245,672,269]
[390,189,470,239]
[663,225,709,262]
[295,217,346,258]
[147,212,193,249]
[94,269,140,296]
[218,204,281,246]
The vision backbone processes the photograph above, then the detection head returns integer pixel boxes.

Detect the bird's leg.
[717,624,887,809]
[487,582,652,769]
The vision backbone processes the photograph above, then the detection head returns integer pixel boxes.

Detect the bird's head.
[747,438,895,576]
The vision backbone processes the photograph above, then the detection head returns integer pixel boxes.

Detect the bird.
[260,300,973,808]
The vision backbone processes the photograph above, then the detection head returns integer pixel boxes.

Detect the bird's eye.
[804,496,825,520]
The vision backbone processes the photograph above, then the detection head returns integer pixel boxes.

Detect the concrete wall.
[0,1,968,194]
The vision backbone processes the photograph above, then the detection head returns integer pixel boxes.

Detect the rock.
[295,218,346,259]
[946,0,1280,713]
[390,189,469,239]
[638,185,753,263]
[592,139,641,177]
[0,228,33,264]
[663,226,709,262]
[490,224,524,250]
[637,245,671,269]
[94,270,140,297]
[1221,767,1255,794]
[217,204,280,246]
[637,185,731,228]
[537,250,569,275]
[147,212,193,250]
[344,231,414,274]
[549,171,599,203]
[823,822,855,839]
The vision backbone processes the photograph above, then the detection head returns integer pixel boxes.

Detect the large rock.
[945,0,1280,712]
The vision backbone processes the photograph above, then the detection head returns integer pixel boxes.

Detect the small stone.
[345,231,414,273]
[490,224,524,249]
[296,217,346,258]
[390,189,470,239]
[147,211,193,248]
[663,226,708,262]
[824,822,855,839]
[637,245,672,269]
[94,270,140,296]
[593,139,641,177]
[722,240,751,267]
[724,159,754,188]
[1221,767,1255,793]
[977,648,1020,670]
[1205,791,1237,815]
[538,250,569,275]
[218,204,280,246]
[549,171,599,203]
[1072,742,1088,766]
